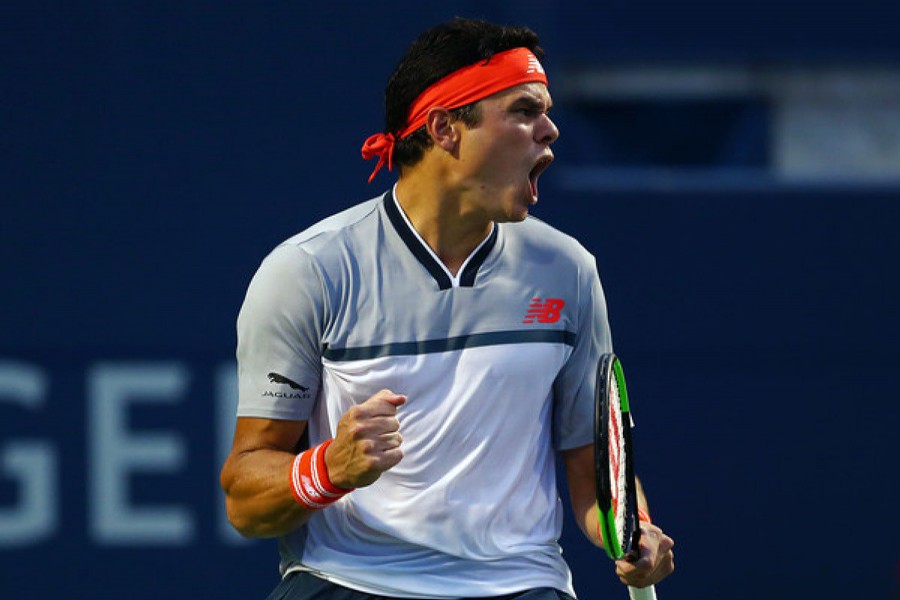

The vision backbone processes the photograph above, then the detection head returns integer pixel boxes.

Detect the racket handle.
[628,584,658,600]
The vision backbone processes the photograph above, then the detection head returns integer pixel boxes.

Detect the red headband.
[361,47,549,182]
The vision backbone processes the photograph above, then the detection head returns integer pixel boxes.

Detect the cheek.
[460,128,527,181]
[483,141,525,176]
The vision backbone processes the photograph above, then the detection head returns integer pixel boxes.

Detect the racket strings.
[608,381,628,546]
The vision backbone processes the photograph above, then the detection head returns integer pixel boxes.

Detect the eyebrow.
[509,95,552,113]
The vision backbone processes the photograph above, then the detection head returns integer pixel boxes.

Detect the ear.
[425,107,459,153]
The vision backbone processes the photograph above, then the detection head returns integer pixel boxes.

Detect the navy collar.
[383,190,499,291]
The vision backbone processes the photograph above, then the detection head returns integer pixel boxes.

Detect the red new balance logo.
[523,298,565,324]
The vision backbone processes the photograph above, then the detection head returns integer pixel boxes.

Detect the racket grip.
[628,584,658,600]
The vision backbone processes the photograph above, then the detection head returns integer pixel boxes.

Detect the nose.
[536,113,559,145]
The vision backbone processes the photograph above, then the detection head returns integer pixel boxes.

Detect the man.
[221,17,674,600]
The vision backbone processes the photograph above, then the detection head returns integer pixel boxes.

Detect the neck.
[394,170,493,276]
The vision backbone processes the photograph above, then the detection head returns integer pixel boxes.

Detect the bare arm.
[219,416,313,538]
[220,389,406,539]
[562,443,675,588]
[562,443,605,547]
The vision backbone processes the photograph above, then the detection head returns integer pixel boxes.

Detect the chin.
[485,188,532,223]
[498,206,530,223]
[511,207,531,222]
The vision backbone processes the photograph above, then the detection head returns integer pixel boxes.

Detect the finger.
[616,565,645,587]
[361,437,404,469]
[617,548,652,577]
[657,532,674,553]
[650,549,674,579]
[382,393,406,407]
[627,543,656,572]
[369,431,403,452]
[380,446,404,468]
[638,527,674,572]
[379,431,403,448]
[616,562,651,588]
[360,390,407,415]
[623,550,669,576]
[620,549,674,587]
[362,414,401,435]
[616,558,642,578]
[618,540,675,586]
[357,429,403,456]
[372,389,406,405]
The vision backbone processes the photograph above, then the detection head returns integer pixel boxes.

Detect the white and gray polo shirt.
[236,188,612,598]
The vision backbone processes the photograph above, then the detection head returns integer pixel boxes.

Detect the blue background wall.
[3,2,899,598]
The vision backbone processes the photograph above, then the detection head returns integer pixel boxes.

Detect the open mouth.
[528,155,554,202]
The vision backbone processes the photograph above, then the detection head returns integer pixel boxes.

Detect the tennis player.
[221,17,674,599]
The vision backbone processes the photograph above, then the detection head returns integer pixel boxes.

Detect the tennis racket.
[594,352,658,600]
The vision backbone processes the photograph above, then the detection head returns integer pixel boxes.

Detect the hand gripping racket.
[594,353,658,600]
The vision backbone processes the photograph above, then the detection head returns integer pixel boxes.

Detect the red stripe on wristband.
[289,439,353,510]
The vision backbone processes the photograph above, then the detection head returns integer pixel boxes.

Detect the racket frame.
[594,353,641,561]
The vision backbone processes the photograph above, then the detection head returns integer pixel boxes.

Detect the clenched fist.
[325,389,405,489]
[616,522,675,588]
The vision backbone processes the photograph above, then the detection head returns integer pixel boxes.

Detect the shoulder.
[504,215,597,271]
[246,194,385,290]
[281,195,384,254]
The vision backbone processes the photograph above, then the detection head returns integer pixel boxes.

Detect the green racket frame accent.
[595,353,640,561]
[612,358,630,413]
[599,505,624,559]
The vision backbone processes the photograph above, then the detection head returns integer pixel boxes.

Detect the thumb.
[384,393,406,407]
[370,389,406,408]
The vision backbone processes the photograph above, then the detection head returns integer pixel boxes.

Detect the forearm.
[563,444,654,548]
[562,444,604,547]
[220,392,404,539]
[572,485,605,548]
[221,447,315,538]
[577,475,649,546]
[635,476,650,516]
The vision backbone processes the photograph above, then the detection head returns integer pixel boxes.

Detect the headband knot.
[361,132,396,183]
[361,47,548,182]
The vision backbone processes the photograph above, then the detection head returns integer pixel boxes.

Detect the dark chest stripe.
[322,329,576,362]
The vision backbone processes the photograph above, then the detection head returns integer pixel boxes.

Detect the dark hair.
[384,18,543,170]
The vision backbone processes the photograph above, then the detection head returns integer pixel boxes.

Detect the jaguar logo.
[267,372,308,392]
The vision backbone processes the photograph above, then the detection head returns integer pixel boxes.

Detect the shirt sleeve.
[551,254,613,450]
[235,243,326,421]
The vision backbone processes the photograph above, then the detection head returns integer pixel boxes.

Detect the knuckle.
[383,449,403,468]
